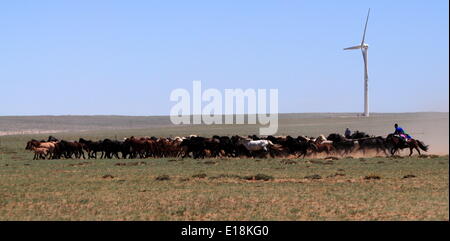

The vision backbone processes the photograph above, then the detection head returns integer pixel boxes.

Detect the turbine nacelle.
[343,43,369,51]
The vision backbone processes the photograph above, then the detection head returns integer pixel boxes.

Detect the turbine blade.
[344,45,362,50]
[361,8,370,45]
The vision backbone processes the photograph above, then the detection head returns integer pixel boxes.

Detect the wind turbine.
[344,8,371,117]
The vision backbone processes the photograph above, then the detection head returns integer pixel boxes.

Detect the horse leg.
[415,146,421,156]
[298,150,306,159]
[269,150,275,158]
[263,147,270,158]
[341,148,347,156]
[409,147,413,156]
[390,147,396,156]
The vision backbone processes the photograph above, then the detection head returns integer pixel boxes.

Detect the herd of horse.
[24,131,429,160]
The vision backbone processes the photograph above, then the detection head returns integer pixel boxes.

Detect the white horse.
[238,139,274,152]
[173,136,184,142]
[316,134,333,144]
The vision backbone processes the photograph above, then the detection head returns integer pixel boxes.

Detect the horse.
[356,136,389,156]
[213,136,236,157]
[293,137,318,158]
[102,139,122,159]
[312,136,335,155]
[25,139,39,150]
[26,140,56,158]
[230,135,252,157]
[326,133,347,143]
[327,133,357,156]
[180,136,208,159]
[349,131,370,139]
[79,138,104,159]
[238,138,276,158]
[47,136,59,142]
[385,134,429,156]
[155,138,183,158]
[31,147,49,160]
[316,135,329,143]
[124,136,148,159]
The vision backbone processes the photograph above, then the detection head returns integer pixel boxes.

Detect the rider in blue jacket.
[394,123,412,140]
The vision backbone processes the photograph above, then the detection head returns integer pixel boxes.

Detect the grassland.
[0,113,448,220]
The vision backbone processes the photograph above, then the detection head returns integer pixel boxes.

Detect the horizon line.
[0,111,448,117]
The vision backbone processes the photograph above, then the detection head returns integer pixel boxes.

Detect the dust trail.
[411,116,448,155]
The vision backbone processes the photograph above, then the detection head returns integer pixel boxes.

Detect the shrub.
[192,173,207,179]
[155,175,170,181]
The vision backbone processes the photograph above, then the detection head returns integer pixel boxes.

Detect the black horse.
[47,136,59,142]
[357,136,389,156]
[348,131,370,139]
[327,133,357,156]
[79,138,104,159]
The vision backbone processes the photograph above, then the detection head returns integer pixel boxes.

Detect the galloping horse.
[385,134,428,156]
[327,133,357,155]
[357,136,388,156]
[31,147,50,160]
[312,135,335,155]
[238,138,276,157]
[25,139,56,158]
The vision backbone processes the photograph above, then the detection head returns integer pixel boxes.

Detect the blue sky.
[0,0,448,115]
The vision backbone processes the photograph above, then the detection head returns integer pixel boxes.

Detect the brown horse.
[31,147,49,160]
[124,136,148,158]
[313,136,335,155]
[313,142,335,155]
[26,140,56,158]
[385,134,428,156]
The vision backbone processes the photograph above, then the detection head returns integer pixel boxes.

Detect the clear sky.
[0,0,448,115]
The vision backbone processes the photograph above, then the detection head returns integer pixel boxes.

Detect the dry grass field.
[0,113,448,220]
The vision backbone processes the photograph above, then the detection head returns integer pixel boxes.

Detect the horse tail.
[417,140,429,152]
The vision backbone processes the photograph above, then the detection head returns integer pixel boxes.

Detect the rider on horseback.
[344,128,352,139]
[394,123,412,142]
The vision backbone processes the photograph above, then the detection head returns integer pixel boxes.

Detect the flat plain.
[0,113,448,220]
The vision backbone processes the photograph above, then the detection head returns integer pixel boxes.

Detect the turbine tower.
[344,8,371,117]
